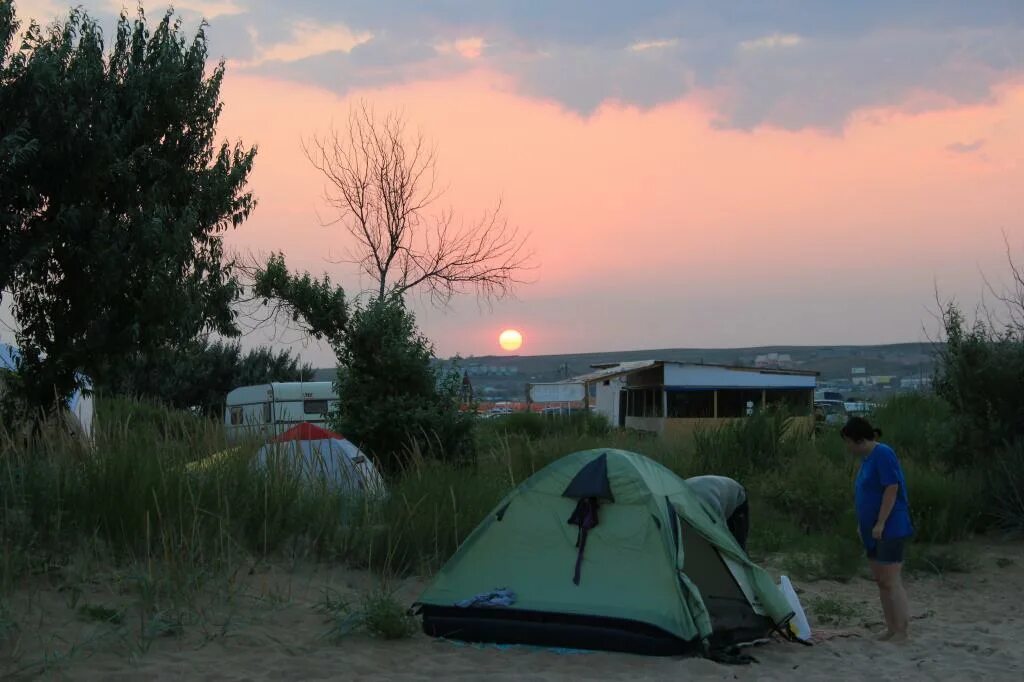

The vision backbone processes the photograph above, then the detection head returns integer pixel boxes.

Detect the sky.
[6,1,1024,365]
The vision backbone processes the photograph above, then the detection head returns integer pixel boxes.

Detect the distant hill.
[313,342,940,401]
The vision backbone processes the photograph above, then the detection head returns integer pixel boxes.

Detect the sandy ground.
[2,541,1023,681]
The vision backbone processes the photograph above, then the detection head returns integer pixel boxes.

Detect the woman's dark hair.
[840,416,882,442]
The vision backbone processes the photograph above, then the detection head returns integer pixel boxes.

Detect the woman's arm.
[872,484,899,539]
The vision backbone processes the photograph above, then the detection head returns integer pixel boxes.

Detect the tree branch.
[303,100,535,306]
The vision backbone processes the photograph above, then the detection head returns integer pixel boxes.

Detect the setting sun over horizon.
[4,1,1024,366]
[498,329,524,352]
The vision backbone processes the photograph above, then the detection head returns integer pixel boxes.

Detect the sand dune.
[3,541,1023,680]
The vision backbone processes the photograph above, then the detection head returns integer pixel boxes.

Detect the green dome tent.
[415,449,794,656]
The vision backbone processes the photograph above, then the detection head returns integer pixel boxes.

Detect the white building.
[538,360,818,436]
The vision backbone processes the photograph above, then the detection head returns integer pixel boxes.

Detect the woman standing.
[841,417,913,642]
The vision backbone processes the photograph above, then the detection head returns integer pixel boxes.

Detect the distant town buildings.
[464,364,519,377]
[899,376,932,390]
[754,353,794,369]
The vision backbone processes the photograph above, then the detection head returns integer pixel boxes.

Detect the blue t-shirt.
[854,443,913,545]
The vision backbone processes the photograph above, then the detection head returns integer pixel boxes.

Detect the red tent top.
[272,422,345,443]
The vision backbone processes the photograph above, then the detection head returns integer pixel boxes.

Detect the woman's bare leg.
[871,561,909,641]
[870,561,896,638]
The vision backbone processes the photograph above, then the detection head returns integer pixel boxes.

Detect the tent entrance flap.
[678,518,766,640]
[563,452,614,586]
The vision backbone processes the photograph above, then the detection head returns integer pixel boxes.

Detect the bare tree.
[981,231,1024,337]
[303,102,533,306]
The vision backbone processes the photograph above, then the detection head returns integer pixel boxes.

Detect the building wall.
[594,376,626,426]
[625,415,815,439]
[624,416,666,434]
[625,366,664,388]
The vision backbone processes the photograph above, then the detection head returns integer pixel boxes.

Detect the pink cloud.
[217,70,1024,360]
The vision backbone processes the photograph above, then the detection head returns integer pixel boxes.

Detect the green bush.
[783,534,863,583]
[902,460,985,542]
[871,394,955,466]
[360,591,419,640]
[691,409,801,479]
[483,411,611,442]
[986,440,1024,534]
[808,594,862,626]
[757,449,854,533]
[333,298,477,475]
[904,543,976,576]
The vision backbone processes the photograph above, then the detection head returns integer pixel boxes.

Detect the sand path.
[2,540,1022,680]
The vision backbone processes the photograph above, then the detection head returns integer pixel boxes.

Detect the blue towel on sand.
[456,588,516,608]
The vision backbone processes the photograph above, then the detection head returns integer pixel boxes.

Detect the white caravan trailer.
[225,381,339,442]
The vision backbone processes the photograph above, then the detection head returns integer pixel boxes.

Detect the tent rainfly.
[254,422,385,496]
[415,449,794,657]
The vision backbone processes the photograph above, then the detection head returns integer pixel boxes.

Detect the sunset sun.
[499,329,524,352]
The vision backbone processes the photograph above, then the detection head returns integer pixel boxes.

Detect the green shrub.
[354,458,508,575]
[360,591,418,640]
[783,534,863,583]
[808,594,862,626]
[987,440,1024,533]
[756,447,853,533]
[692,409,801,479]
[333,299,477,474]
[486,411,611,441]
[903,460,985,542]
[904,544,975,576]
[320,589,417,641]
[871,394,955,466]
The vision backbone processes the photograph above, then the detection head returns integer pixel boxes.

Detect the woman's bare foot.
[888,631,909,644]
[876,630,895,641]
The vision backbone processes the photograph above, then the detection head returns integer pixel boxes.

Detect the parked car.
[814,399,848,428]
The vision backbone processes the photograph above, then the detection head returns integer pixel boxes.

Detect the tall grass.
[1,397,359,590]
[0,393,990,597]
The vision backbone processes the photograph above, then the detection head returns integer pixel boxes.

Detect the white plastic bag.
[779,575,812,641]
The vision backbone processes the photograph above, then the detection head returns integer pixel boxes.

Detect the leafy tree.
[0,5,256,415]
[251,105,534,472]
[248,252,348,348]
[332,297,476,474]
[101,338,314,417]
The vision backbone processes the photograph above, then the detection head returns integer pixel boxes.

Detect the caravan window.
[229,407,243,425]
[304,399,329,416]
[262,402,272,422]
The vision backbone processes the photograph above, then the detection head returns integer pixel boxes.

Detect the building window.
[625,388,663,417]
[666,390,715,418]
[716,389,764,418]
[304,399,329,416]
[765,388,813,416]
[229,407,243,425]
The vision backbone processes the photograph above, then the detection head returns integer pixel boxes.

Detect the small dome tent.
[0,343,94,441]
[254,422,385,496]
[415,449,793,656]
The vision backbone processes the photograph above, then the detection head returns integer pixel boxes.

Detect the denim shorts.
[866,537,909,565]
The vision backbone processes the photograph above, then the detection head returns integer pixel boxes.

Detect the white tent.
[0,343,94,441]
[254,422,385,496]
